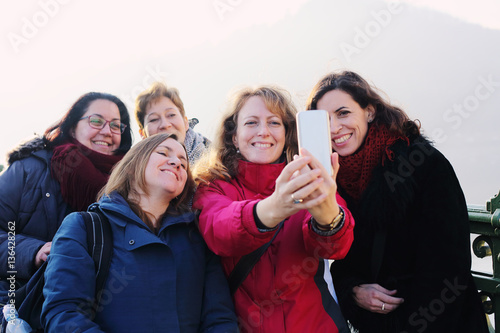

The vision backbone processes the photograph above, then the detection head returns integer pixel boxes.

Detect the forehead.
[84,99,120,118]
[146,96,179,114]
[157,138,186,157]
[318,90,357,108]
[238,96,282,120]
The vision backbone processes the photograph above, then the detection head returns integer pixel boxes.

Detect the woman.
[135,81,210,164]
[0,92,132,297]
[193,86,354,332]
[42,133,238,332]
[307,71,488,332]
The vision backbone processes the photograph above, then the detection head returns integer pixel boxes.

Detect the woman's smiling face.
[317,89,374,156]
[72,99,122,155]
[232,96,286,164]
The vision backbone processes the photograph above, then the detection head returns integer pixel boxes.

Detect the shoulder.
[54,212,87,244]
[7,136,46,165]
[2,149,52,181]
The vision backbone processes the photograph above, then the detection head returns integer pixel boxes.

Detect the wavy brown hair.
[306,71,420,137]
[193,85,298,183]
[98,133,195,230]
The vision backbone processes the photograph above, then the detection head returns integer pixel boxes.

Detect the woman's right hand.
[353,283,404,314]
[35,242,52,268]
[256,155,325,228]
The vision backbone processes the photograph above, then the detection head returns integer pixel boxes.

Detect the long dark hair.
[306,71,420,137]
[44,92,133,153]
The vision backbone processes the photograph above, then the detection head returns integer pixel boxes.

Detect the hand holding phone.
[296,110,332,175]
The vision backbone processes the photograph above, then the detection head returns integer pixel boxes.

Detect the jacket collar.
[96,192,194,231]
[236,160,286,196]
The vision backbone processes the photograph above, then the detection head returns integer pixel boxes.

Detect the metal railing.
[469,190,500,332]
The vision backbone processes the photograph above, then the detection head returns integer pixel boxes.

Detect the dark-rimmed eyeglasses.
[79,114,126,134]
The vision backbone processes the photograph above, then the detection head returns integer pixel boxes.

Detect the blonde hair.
[193,85,298,183]
[98,133,195,231]
[135,82,186,130]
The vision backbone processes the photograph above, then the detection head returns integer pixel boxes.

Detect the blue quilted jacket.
[0,144,69,292]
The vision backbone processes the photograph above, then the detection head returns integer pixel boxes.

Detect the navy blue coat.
[42,193,238,332]
[0,147,69,289]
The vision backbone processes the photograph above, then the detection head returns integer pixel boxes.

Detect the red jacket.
[193,160,354,333]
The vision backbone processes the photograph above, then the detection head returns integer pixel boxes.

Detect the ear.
[232,134,238,149]
[139,128,147,139]
[183,116,189,133]
[366,105,376,122]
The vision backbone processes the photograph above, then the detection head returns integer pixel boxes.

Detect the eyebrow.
[92,113,120,121]
[145,108,177,118]
[334,106,347,113]
[158,145,187,162]
[243,115,281,120]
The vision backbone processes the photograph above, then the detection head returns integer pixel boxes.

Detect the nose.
[257,124,270,136]
[159,116,171,130]
[330,117,342,134]
[168,156,181,168]
[100,122,112,135]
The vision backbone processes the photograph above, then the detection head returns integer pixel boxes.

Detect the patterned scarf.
[184,118,210,164]
[337,125,409,202]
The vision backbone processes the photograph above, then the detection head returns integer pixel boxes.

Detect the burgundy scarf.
[337,125,409,202]
[51,139,123,211]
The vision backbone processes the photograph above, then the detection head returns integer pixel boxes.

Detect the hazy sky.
[1,0,499,204]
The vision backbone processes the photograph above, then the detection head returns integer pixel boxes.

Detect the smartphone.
[296,110,332,175]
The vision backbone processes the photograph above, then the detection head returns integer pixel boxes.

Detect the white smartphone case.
[297,110,332,175]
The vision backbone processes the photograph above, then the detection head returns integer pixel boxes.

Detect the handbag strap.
[228,221,284,295]
[79,209,113,315]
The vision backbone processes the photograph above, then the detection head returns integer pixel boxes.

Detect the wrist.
[312,206,345,231]
[255,197,283,228]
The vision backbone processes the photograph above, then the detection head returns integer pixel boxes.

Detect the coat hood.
[7,136,47,165]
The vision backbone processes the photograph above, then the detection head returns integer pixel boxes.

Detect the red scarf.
[337,125,409,202]
[51,139,123,211]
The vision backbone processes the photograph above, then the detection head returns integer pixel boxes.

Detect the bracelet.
[312,207,344,231]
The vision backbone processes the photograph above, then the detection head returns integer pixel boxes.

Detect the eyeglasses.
[79,114,126,134]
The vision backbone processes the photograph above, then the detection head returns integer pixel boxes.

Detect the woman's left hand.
[291,148,341,225]
[353,284,404,314]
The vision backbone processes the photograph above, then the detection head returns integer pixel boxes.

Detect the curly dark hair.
[306,71,420,137]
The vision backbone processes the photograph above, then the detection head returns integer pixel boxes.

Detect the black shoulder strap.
[3,212,113,332]
[78,210,113,313]
[228,221,284,295]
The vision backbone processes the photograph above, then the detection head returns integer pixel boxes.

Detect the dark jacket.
[0,138,69,290]
[331,135,488,332]
[42,193,238,332]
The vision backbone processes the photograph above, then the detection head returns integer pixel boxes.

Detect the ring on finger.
[291,193,303,204]
[381,303,385,311]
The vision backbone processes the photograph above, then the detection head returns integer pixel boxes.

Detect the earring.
[236,148,240,154]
